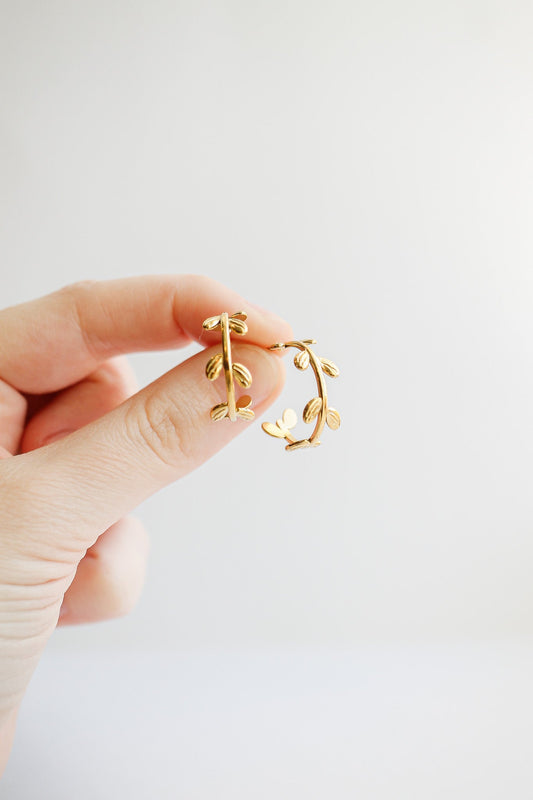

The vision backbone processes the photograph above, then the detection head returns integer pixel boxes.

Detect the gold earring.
[202,311,255,422]
[262,339,340,451]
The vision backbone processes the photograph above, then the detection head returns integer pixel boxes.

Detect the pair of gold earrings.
[202,311,340,451]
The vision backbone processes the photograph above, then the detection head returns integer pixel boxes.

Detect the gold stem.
[221,312,236,421]
[274,340,327,447]
[307,348,328,444]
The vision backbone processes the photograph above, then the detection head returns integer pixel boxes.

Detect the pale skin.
[0,274,292,774]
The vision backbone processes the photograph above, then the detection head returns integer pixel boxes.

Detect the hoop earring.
[202,311,254,422]
[262,339,340,451]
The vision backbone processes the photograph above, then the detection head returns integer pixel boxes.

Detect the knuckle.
[57,280,98,311]
[92,359,124,383]
[59,279,98,296]
[81,553,140,620]
[126,388,197,470]
[0,379,27,421]
[90,357,137,396]
[57,280,105,359]
[178,273,216,299]
[97,568,141,618]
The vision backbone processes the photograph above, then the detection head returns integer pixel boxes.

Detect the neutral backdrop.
[1,1,533,797]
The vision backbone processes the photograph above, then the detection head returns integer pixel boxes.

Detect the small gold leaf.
[262,421,287,438]
[294,350,310,370]
[236,394,252,409]
[236,407,255,421]
[303,397,322,423]
[326,408,341,430]
[211,402,229,421]
[320,358,339,378]
[202,315,221,331]
[205,353,223,381]
[228,318,248,335]
[233,362,252,388]
[231,311,248,321]
[282,408,298,429]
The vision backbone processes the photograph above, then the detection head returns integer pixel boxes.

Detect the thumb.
[7,344,284,556]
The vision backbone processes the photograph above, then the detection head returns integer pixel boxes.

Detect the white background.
[1,0,533,796]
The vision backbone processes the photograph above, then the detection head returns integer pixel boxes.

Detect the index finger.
[0,274,293,393]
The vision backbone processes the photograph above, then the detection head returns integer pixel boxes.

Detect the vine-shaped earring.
[262,339,340,451]
[202,311,254,422]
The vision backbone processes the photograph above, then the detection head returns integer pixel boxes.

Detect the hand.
[0,275,292,772]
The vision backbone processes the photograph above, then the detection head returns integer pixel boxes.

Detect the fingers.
[12,344,284,554]
[57,516,149,625]
[0,275,293,393]
[0,705,19,776]
[0,379,26,454]
[20,356,138,453]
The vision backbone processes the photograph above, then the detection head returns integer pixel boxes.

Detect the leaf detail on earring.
[294,350,310,370]
[262,422,286,438]
[326,408,341,429]
[203,315,222,331]
[233,362,252,388]
[211,402,229,421]
[236,407,255,420]
[281,408,297,430]
[205,353,223,381]
[228,317,248,335]
[233,362,252,389]
[303,397,322,423]
[236,395,254,419]
[320,358,339,378]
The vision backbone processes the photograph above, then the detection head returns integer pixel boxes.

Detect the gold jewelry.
[202,311,254,422]
[262,339,340,451]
